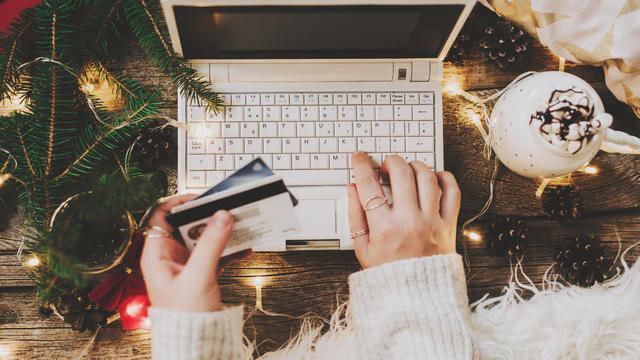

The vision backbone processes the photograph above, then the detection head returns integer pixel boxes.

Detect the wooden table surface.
[2,5,640,359]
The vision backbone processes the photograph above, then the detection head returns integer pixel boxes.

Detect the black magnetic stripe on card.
[165,180,288,227]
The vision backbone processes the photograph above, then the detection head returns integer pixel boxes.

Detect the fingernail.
[212,210,231,228]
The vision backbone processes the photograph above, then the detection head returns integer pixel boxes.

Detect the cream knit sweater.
[149,254,477,359]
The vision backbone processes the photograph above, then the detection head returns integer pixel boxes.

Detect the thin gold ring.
[364,195,388,211]
[145,225,171,238]
[350,229,369,239]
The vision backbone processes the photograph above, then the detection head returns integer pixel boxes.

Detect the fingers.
[141,235,189,283]
[381,156,418,210]
[347,184,369,265]
[436,172,461,222]
[351,152,389,223]
[183,210,234,285]
[149,194,198,232]
[409,161,440,213]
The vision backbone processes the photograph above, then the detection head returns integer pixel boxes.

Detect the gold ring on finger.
[350,228,369,239]
[364,195,388,211]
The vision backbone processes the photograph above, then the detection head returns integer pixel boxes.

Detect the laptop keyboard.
[185,92,436,189]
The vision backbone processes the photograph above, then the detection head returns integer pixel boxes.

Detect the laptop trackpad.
[294,199,337,237]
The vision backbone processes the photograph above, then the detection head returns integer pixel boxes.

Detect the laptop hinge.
[227,63,394,82]
[286,239,340,251]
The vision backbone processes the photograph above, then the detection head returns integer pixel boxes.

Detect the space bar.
[278,170,348,185]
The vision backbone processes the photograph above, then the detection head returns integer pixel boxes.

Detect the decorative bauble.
[56,289,109,332]
[489,71,640,179]
[541,184,583,221]
[479,19,529,69]
[487,217,528,258]
[137,125,176,170]
[447,32,471,63]
[553,234,613,287]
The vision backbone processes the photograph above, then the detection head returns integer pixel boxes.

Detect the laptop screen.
[173,5,464,59]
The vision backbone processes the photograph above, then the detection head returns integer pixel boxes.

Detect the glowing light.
[84,83,95,92]
[125,299,145,317]
[583,165,599,174]
[254,277,264,310]
[11,95,22,105]
[254,276,264,287]
[464,231,482,241]
[26,256,40,267]
[444,81,462,94]
[0,344,12,357]
[0,174,7,187]
[470,114,482,125]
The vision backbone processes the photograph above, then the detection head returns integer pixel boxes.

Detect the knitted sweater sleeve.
[348,254,476,360]
[148,306,245,360]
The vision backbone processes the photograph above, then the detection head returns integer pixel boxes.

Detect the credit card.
[167,175,300,256]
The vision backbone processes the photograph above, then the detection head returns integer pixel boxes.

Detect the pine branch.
[0,8,35,102]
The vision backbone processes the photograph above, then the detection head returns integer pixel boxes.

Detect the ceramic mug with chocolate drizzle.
[489,71,640,178]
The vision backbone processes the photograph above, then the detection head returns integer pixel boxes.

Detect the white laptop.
[161,0,474,251]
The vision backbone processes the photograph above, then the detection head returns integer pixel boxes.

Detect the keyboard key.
[376,137,391,152]
[290,93,304,105]
[187,171,206,187]
[362,93,376,104]
[369,153,382,168]
[225,139,243,154]
[261,94,275,105]
[416,153,435,168]
[391,122,405,136]
[206,108,224,122]
[206,139,225,154]
[260,123,277,137]
[399,153,416,162]
[189,106,206,122]
[188,124,203,138]
[216,155,234,170]
[245,138,262,153]
[320,106,338,121]
[406,137,434,152]
[391,93,405,104]
[278,122,296,137]
[420,93,434,104]
[339,137,356,153]
[220,94,231,105]
[244,106,262,121]
[330,153,348,169]
[420,121,434,136]
[283,138,301,153]
[273,154,291,169]
[376,93,390,104]
[405,93,419,104]
[282,106,300,121]
[241,122,258,137]
[319,93,333,105]
[375,105,393,120]
[225,106,243,121]
[406,122,420,136]
[276,93,289,105]
[222,123,240,137]
[263,106,280,121]
[258,154,272,168]
[231,94,245,105]
[338,106,356,121]
[301,138,319,153]
[297,122,315,137]
[236,154,253,168]
[246,94,260,105]
[391,138,405,152]
[357,106,374,121]
[203,123,221,138]
[302,106,319,121]
[372,121,390,136]
[316,122,334,137]
[348,94,362,104]
[334,93,347,104]
[304,94,318,105]
[206,171,225,186]
[279,170,348,185]
[310,154,329,169]
[292,154,310,169]
[320,138,338,153]
[188,139,205,154]
[357,137,375,152]
[354,122,371,136]
[264,138,281,153]
[335,122,352,136]
[413,105,434,120]
[394,105,412,120]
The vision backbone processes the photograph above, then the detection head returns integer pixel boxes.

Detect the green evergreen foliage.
[0,0,211,305]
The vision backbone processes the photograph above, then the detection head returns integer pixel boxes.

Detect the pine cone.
[487,217,528,257]
[55,289,108,332]
[136,124,176,169]
[553,234,613,287]
[479,19,529,69]
[542,185,583,221]
[446,32,472,63]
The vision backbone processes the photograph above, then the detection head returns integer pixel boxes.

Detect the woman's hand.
[141,195,249,312]
[348,152,461,269]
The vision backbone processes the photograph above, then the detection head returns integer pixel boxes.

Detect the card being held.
[166,159,300,256]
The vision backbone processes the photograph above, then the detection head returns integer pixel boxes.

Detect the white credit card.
[166,175,300,256]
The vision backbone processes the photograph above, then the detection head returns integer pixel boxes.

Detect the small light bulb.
[254,277,264,287]
[0,344,12,357]
[444,81,461,94]
[583,165,598,174]
[0,174,7,187]
[26,256,40,267]
[471,114,482,125]
[465,231,482,241]
[85,83,95,92]
[11,96,22,105]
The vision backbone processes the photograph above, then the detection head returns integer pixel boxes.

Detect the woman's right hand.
[347,152,461,269]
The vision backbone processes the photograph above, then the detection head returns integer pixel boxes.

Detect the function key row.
[208,92,434,106]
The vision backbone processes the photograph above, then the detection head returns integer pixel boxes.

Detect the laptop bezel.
[160,0,476,63]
